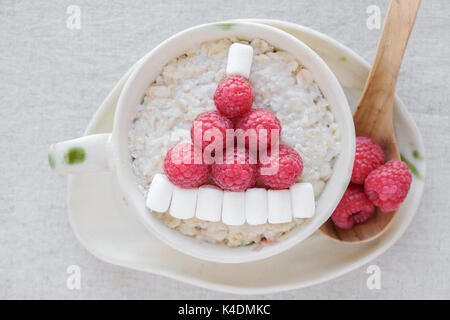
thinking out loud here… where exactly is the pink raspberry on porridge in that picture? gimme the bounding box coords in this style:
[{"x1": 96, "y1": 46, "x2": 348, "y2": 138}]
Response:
[
  {"x1": 190, "y1": 110, "x2": 233, "y2": 151},
  {"x1": 211, "y1": 148, "x2": 258, "y2": 192},
  {"x1": 163, "y1": 143, "x2": 210, "y2": 188},
  {"x1": 258, "y1": 144, "x2": 303, "y2": 189},
  {"x1": 235, "y1": 108, "x2": 281, "y2": 152},
  {"x1": 214, "y1": 75, "x2": 253, "y2": 118}
]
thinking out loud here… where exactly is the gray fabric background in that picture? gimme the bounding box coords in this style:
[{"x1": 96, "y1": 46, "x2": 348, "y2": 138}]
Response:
[{"x1": 1, "y1": 0, "x2": 449, "y2": 299}]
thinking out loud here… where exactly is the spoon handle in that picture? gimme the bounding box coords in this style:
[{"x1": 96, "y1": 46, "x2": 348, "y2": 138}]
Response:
[{"x1": 353, "y1": 0, "x2": 420, "y2": 156}]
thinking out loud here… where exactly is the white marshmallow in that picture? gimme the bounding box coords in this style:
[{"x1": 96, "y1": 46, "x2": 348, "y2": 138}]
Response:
[
  {"x1": 226, "y1": 43, "x2": 254, "y2": 79},
  {"x1": 222, "y1": 191, "x2": 246, "y2": 226},
  {"x1": 245, "y1": 188, "x2": 268, "y2": 225},
  {"x1": 290, "y1": 183, "x2": 315, "y2": 218},
  {"x1": 169, "y1": 186, "x2": 198, "y2": 219},
  {"x1": 195, "y1": 185, "x2": 223, "y2": 222},
  {"x1": 146, "y1": 174, "x2": 174, "y2": 213},
  {"x1": 268, "y1": 190, "x2": 293, "y2": 224}
]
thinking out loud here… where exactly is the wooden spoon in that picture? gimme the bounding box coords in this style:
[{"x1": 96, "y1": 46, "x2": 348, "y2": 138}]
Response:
[{"x1": 320, "y1": 0, "x2": 421, "y2": 243}]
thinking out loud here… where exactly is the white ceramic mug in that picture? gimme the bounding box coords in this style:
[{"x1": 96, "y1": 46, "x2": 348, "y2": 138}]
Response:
[{"x1": 49, "y1": 22, "x2": 355, "y2": 263}]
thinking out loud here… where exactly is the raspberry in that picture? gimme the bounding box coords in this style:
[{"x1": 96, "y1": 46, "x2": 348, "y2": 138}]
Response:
[
  {"x1": 352, "y1": 209, "x2": 375, "y2": 225},
  {"x1": 364, "y1": 160, "x2": 412, "y2": 212},
  {"x1": 211, "y1": 148, "x2": 257, "y2": 191},
  {"x1": 163, "y1": 143, "x2": 210, "y2": 188},
  {"x1": 351, "y1": 136, "x2": 385, "y2": 184},
  {"x1": 190, "y1": 110, "x2": 233, "y2": 151},
  {"x1": 258, "y1": 145, "x2": 303, "y2": 189},
  {"x1": 214, "y1": 75, "x2": 253, "y2": 118},
  {"x1": 331, "y1": 184, "x2": 375, "y2": 229},
  {"x1": 235, "y1": 108, "x2": 281, "y2": 152}
]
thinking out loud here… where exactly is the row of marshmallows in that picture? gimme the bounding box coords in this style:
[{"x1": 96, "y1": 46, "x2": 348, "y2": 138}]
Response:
[{"x1": 147, "y1": 174, "x2": 315, "y2": 225}]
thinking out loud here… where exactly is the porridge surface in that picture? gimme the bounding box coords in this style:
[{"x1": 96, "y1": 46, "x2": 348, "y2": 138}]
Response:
[{"x1": 128, "y1": 38, "x2": 341, "y2": 247}]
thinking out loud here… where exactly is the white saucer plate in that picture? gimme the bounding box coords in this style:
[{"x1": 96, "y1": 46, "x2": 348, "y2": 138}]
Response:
[{"x1": 67, "y1": 19, "x2": 426, "y2": 294}]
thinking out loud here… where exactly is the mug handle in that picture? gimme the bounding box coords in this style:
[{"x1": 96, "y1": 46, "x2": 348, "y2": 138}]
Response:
[{"x1": 48, "y1": 133, "x2": 112, "y2": 174}]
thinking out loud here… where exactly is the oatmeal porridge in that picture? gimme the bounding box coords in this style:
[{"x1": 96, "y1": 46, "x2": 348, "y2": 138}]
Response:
[{"x1": 128, "y1": 38, "x2": 341, "y2": 247}]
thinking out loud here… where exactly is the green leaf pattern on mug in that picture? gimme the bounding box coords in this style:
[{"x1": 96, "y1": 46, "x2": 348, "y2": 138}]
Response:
[
  {"x1": 48, "y1": 151, "x2": 56, "y2": 169},
  {"x1": 400, "y1": 153, "x2": 423, "y2": 180},
  {"x1": 64, "y1": 147, "x2": 86, "y2": 165},
  {"x1": 213, "y1": 23, "x2": 236, "y2": 30}
]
